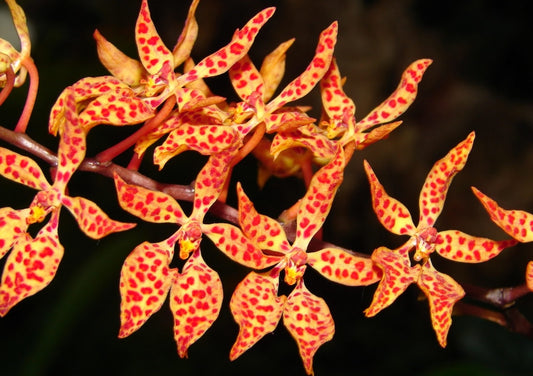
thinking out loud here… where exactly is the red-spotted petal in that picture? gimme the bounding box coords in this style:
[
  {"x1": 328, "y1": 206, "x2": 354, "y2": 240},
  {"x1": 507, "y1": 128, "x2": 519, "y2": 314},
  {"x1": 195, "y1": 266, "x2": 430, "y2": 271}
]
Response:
[
  {"x1": 61, "y1": 195, "x2": 136, "y2": 239},
  {"x1": 118, "y1": 239, "x2": 176, "y2": 338},
  {"x1": 307, "y1": 247, "x2": 382, "y2": 286},
  {"x1": 364, "y1": 246, "x2": 420, "y2": 317},
  {"x1": 283, "y1": 280, "x2": 334, "y2": 375},
  {"x1": 203, "y1": 223, "x2": 281, "y2": 269},
  {"x1": 0, "y1": 212, "x2": 62, "y2": 316},
  {"x1": 170, "y1": 249, "x2": 223, "y2": 358},
  {"x1": 136, "y1": 0, "x2": 173, "y2": 75},
  {"x1": 363, "y1": 159, "x2": 416, "y2": 236},
  {"x1": 178, "y1": 7, "x2": 275, "y2": 85},
  {"x1": 236, "y1": 182, "x2": 290, "y2": 253},
  {"x1": 0, "y1": 207, "x2": 30, "y2": 259},
  {"x1": 154, "y1": 124, "x2": 240, "y2": 166},
  {"x1": 418, "y1": 132, "x2": 475, "y2": 229},
  {"x1": 260, "y1": 38, "x2": 294, "y2": 102},
  {"x1": 229, "y1": 55, "x2": 264, "y2": 101},
  {"x1": 357, "y1": 59, "x2": 432, "y2": 129},
  {"x1": 54, "y1": 88, "x2": 86, "y2": 191},
  {"x1": 174, "y1": 87, "x2": 226, "y2": 113},
  {"x1": 320, "y1": 58, "x2": 355, "y2": 125},
  {"x1": 229, "y1": 271, "x2": 286, "y2": 360},
  {"x1": 114, "y1": 172, "x2": 187, "y2": 224},
  {"x1": 435, "y1": 230, "x2": 517, "y2": 263},
  {"x1": 294, "y1": 147, "x2": 345, "y2": 250},
  {"x1": 267, "y1": 21, "x2": 338, "y2": 113},
  {"x1": 472, "y1": 187, "x2": 533, "y2": 243},
  {"x1": 418, "y1": 260, "x2": 464, "y2": 347},
  {"x1": 190, "y1": 149, "x2": 235, "y2": 221},
  {"x1": 270, "y1": 127, "x2": 337, "y2": 160},
  {"x1": 49, "y1": 76, "x2": 126, "y2": 135},
  {"x1": 263, "y1": 109, "x2": 316, "y2": 134},
  {"x1": 78, "y1": 91, "x2": 154, "y2": 131},
  {"x1": 0, "y1": 147, "x2": 51, "y2": 190},
  {"x1": 353, "y1": 121, "x2": 403, "y2": 150}
]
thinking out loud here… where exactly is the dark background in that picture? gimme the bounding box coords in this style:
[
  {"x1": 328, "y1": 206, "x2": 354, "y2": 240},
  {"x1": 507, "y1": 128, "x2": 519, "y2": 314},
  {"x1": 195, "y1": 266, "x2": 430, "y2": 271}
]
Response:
[{"x1": 0, "y1": 0, "x2": 532, "y2": 375}]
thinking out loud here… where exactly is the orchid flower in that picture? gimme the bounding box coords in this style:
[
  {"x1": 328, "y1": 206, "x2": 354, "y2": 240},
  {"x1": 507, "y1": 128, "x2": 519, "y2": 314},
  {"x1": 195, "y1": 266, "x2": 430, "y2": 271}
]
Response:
[
  {"x1": 269, "y1": 58, "x2": 432, "y2": 162},
  {"x1": 363, "y1": 132, "x2": 517, "y2": 346},
  {"x1": 0, "y1": 89, "x2": 135, "y2": 315},
  {"x1": 210, "y1": 147, "x2": 380, "y2": 375},
  {"x1": 113, "y1": 147, "x2": 270, "y2": 356}
]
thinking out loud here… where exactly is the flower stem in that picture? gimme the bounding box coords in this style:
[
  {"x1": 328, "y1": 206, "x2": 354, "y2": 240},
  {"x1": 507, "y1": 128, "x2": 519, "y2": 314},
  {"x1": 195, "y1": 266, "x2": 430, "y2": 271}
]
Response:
[
  {"x1": 14, "y1": 57, "x2": 39, "y2": 133},
  {"x1": 95, "y1": 95, "x2": 176, "y2": 163},
  {"x1": 0, "y1": 66, "x2": 15, "y2": 106}
]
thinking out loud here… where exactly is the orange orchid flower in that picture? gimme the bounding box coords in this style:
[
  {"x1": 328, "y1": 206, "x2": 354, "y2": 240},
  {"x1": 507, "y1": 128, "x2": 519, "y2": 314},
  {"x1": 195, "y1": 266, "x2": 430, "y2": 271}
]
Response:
[
  {"x1": 0, "y1": 89, "x2": 134, "y2": 315},
  {"x1": 210, "y1": 147, "x2": 380, "y2": 375},
  {"x1": 269, "y1": 58, "x2": 432, "y2": 162},
  {"x1": 363, "y1": 132, "x2": 517, "y2": 346},
  {"x1": 113, "y1": 147, "x2": 273, "y2": 356}
]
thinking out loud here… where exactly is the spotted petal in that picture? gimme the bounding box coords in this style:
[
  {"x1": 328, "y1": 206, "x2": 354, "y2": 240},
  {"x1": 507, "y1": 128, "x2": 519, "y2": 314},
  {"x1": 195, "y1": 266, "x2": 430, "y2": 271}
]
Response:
[
  {"x1": 363, "y1": 159, "x2": 416, "y2": 236},
  {"x1": 114, "y1": 172, "x2": 187, "y2": 224},
  {"x1": 418, "y1": 260, "x2": 464, "y2": 347},
  {"x1": 320, "y1": 58, "x2": 355, "y2": 128},
  {"x1": 0, "y1": 212, "x2": 62, "y2": 316},
  {"x1": 170, "y1": 249, "x2": 223, "y2": 358},
  {"x1": 270, "y1": 127, "x2": 337, "y2": 160},
  {"x1": 357, "y1": 59, "x2": 432, "y2": 129},
  {"x1": 267, "y1": 22, "x2": 338, "y2": 113},
  {"x1": 118, "y1": 239, "x2": 176, "y2": 338},
  {"x1": 435, "y1": 230, "x2": 517, "y2": 263},
  {"x1": 190, "y1": 149, "x2": 235, "y2": 220},
  {"x1": 54, "y1": 88, "x2": 86, "y2": 191},
  {"x1": 307, "y1": 247, "x2": 381, "y2": 286},
  {"x1": 62, "y1": 195, "x2": 136, "y2": 239},
  {"x1": 0, "y1": 207, "x2": 30, "y2": 259},
  {"x1": 78, "y1": 91, "x2": 153, "y2": 131},
  {"x1": 49, "y1": 76, "x2": 127, "y2": 135},
  {"x1": 154, "y1": 124, "x2": 240, "y2": 166},
  {"x1": 178, "y1": 7, "x2": 276, "y2": 86},
  {"x1": 472, "y1": 187, "x2": 533, "y2": 243},
  {"x1": 0, "y1": 147, "x2": 51, "y2": 190},
  {"x1": 236, "y1": 182, "x2": 290, "y2": 253},
  {"x1": 364, "y1": 246, "x2": 420, "y2": 317},
  {"x1": 283, "y1": 280, "x2": 334, "y2": 375},
  {"x1": 353, "y1": 121, "x2": 403, "y2": 150},
  {"x1": 418, "y1": 132, "x2": 475, "y2": 229},
  {"x1": 203, "y1": 223, "x2": 281, "y2": 269},
  {"x1": 293, "y1": 147, "x2": 345, "y2": 250},
  {"x1": 229, "y1": 271, "x2": 286, "y2": 360},
  {"x1": 136, "y1": 0, "x2": 173, "y2": 75},
  {"x1": 229, "y1": 55, "x2": 264, "y2": 101}
]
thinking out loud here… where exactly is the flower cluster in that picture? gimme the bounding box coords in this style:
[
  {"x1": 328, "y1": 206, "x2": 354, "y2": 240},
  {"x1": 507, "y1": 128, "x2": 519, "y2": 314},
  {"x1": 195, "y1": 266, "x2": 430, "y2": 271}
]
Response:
[{"x1": 0, "y1": 0, "x2": 530, "y2": 374}]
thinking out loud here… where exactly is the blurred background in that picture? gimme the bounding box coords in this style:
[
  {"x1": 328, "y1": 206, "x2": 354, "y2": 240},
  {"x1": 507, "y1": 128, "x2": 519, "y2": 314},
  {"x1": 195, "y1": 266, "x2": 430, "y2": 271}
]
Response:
[{"x1": 0, "y1": 0, "x2": 532, "y2": 375}]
